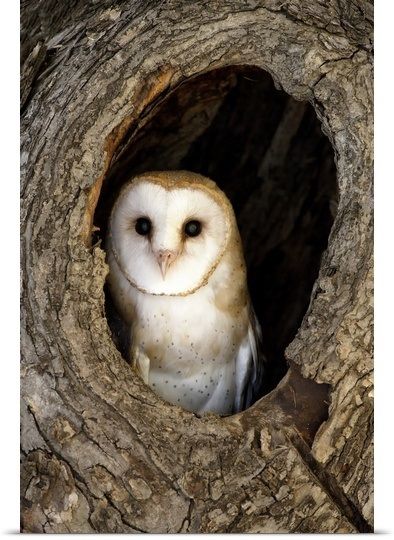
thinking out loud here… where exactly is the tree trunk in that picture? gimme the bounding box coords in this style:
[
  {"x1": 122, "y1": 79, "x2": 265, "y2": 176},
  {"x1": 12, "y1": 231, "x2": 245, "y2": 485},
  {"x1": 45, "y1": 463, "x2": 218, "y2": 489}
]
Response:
[{"x1": 21, "y1": 0, "x2": 373, "y2": 533}]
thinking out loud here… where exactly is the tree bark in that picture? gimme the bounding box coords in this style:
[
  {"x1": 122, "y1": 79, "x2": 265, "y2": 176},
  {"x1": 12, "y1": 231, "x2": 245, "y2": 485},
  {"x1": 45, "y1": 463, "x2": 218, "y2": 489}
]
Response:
[{"x1": 21, "y1": 0, "x2": 373, "y2": 533}]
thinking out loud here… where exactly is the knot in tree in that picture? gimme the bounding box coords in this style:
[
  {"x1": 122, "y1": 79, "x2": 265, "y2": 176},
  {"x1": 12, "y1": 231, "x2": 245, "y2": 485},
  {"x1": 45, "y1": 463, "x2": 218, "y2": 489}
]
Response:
[{"x1": 21, "y1": 0, "x2": 373, "y2": 533}]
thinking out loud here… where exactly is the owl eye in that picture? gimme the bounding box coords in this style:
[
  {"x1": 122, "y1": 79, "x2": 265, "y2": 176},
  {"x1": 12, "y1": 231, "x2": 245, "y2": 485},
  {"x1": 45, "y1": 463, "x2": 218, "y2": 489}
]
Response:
[
  {"x1": 135, "y1": 217, "x2": 152, "y2": 236},
  {"x1": 184, "y1": 220, "x2": 202, "y2": 237}
]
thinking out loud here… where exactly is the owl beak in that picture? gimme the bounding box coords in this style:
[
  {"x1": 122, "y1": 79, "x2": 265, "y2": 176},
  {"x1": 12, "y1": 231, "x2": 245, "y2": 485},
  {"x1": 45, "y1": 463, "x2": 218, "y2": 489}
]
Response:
[{"x1": 156, "y1": 249, "x2": 178, "y2": 279}]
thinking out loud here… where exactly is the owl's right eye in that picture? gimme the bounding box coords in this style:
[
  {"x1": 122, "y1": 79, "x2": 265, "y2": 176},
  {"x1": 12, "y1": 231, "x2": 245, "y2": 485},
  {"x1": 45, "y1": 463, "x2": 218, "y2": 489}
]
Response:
[{"x1": 135, "y1": 217, "x2": 152, "y2": 236}]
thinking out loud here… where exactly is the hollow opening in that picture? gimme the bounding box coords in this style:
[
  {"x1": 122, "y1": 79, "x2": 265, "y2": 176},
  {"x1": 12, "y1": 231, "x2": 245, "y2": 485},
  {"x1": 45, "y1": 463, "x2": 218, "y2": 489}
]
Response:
[{"x1": 94, "y1": 65, "x2": 337, "y2": 411}]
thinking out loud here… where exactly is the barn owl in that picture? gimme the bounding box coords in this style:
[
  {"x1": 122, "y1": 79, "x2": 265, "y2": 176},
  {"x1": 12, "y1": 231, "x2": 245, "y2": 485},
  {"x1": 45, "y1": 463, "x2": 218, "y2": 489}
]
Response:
[{"x1": 106, "y1": 171, "x2": 263, "y2": 415}]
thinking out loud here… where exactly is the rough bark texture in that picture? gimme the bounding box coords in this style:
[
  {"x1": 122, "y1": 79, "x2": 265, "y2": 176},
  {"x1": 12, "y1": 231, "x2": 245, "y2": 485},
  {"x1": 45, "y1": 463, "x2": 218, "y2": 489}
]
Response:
[{"x1": 21, "y1": 0, "x2": 373, "y2": 533}]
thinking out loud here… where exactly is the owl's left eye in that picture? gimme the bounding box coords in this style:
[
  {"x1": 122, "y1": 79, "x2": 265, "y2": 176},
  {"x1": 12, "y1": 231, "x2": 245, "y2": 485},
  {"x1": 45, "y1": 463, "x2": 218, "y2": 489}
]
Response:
[
  {"x1": 135, "y1": 217, "x2": 152, "y2": 236},
  {"x1": 184, "y1": 220, "x2": 202, "y2": 237}
]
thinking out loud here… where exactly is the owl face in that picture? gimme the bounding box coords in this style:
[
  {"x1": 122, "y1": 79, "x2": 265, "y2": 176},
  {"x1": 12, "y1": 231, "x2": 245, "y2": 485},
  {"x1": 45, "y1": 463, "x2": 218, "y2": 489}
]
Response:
[{"x1": 108, "y1": 174, "x2": 232, "y2": 296}]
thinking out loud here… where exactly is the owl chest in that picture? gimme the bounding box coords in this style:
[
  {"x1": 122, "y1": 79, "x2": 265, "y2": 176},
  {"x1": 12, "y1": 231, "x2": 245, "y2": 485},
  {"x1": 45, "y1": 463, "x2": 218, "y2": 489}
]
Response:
[
  {"x1": 130, "y1": 288, "x2": 244, "y2": 414},
  {"x1": 132, "y1": 289, "x2": 237, "y2": 365}
]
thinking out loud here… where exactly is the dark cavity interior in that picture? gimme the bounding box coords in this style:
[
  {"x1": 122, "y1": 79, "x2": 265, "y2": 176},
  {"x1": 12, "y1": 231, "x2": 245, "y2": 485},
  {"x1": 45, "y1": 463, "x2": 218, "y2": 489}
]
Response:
[{"x1": 94, "y1": 65, "x2": 337, "y2": 403}]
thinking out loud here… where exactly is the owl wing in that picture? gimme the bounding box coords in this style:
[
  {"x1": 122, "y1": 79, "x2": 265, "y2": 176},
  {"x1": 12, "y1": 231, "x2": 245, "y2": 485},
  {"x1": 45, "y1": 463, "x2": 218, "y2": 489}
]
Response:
[{"x1": 233, "y1": 306, "x2": 264, "y2": 413}]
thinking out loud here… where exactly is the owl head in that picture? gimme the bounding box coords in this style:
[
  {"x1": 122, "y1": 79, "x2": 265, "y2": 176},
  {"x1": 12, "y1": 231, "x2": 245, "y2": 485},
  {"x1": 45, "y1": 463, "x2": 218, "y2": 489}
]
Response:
[{"x1": 107, "y1": 171, "x2": 238, "y2": 296}]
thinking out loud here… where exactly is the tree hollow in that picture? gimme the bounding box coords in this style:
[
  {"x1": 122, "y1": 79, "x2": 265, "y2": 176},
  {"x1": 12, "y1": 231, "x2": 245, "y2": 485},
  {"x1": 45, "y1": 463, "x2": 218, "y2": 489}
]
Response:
[{"x1": 96, "y1": 65, "x2": 338, "y2": 400}]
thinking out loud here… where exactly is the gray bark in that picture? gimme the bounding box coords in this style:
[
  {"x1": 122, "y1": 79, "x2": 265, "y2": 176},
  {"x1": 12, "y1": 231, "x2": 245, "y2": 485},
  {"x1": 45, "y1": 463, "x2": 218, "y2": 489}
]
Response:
[{"x1": 21, "y1": 0, "x2": 373, "y2": 533}]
